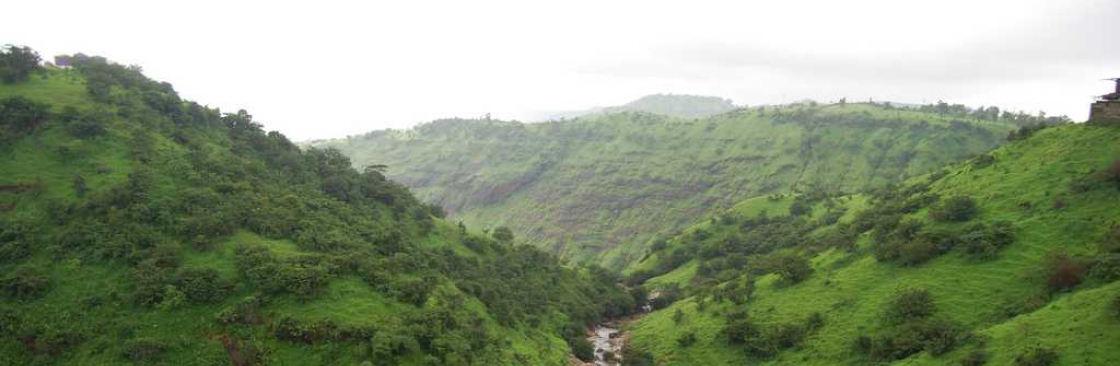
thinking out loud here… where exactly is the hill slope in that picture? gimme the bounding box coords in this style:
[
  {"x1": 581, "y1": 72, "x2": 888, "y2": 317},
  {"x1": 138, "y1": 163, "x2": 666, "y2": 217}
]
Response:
[
  {"x1": 0, "y1": 52, "x2": 635, "y2": 366},
  {"x1": 314, "y1": 103, "x2": 1022, "y2": 267},
  {"x1": 626, "y1": 123, "x2": 1120, "y2": 366}
]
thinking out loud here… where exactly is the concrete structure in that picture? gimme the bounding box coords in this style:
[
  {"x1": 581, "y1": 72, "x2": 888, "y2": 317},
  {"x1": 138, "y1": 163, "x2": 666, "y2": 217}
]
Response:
[
  {"x1": 1089, "y1": 78, "x2": 1120, "y2": 125},
  {"x1": 54, "y1": 55, "x2": 71, "y2": 69}
]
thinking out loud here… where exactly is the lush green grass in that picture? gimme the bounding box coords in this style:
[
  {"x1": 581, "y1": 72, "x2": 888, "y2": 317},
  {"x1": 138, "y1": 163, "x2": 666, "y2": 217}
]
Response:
[
  {"x1": 629, "y1": 124, "x2": 1120, "y2": 366},
  {"x1": 315, "y1": 102, "x2": 1016, "y2": 268},
  {"x1": 1, "y1": 66, "x2": 625, "y2": 366}
]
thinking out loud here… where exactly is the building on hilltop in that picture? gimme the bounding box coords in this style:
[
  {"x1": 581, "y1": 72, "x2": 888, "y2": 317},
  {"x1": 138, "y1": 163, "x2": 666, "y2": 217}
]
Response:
[
  {"x1": 53, "y1": 55, "x2": 72, "y2": 69},
  {"x1": 1089, "y1": 78, "x2": 1120, "y2": 125}
]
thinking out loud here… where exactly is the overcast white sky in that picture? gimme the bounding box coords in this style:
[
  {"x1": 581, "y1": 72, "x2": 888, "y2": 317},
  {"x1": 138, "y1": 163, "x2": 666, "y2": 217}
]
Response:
[{"x1": 5, "y1": 0, "x2": 1119, "y2": 140}]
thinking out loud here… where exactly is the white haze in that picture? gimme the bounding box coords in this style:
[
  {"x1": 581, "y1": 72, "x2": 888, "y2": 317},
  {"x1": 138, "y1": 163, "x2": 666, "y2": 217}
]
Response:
[{"x1": 4, "y1": 0, "x2": 1118, "y2": 140}]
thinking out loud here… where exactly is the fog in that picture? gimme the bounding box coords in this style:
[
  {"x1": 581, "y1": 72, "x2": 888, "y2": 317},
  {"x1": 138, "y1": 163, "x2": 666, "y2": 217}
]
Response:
[{"x1": 5, "y1": 0, "x2": 1118, "y2": 140}]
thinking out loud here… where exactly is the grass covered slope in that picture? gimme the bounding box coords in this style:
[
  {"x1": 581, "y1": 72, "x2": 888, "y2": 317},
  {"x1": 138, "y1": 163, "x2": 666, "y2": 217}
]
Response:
[
  {"x1": 0, "y1": 53, "x2": 636, "y2": 366},
  {"x1": 627, "y1": 124, "x2": 1120, "y2": 366},
  {"x1": 314, "y1": 102, "x2": 1025, "y2": 267}
]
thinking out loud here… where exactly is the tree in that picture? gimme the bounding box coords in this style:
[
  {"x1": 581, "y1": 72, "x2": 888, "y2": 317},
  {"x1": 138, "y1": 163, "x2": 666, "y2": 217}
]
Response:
[
  {"x1": 491, "y1": 226, "x2": 514, "y2": 243},
  {"x1": 1103, "y1": 159, "x2": 1120, "y2": 190},
  {"x1": 929, "y1": 196, "x2": 977, "y2": 222},
  {"x1": 73, "y1": 175, "x2": 88, "y2": 198},
  {"x1": 772, "y1": 253, "x2": 812, "y2": 284},
  {"x1": 0, "y1": 96, "x2": 50, "y2": 134},
  {"x1": 0, "y1": 45, "x2": 41, "y2": 83},
  {"x1": 887, "y1": 288, "x2": 936, "y2": 323},
  {"x1": 569, "y1": 336, "x2": 594, "y2": 362},
  {"x1": 1044, "y1": 252, "x2": 1086, "y2": 293}
]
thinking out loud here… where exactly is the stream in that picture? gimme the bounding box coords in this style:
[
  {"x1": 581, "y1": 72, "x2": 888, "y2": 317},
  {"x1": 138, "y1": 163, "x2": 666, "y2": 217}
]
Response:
[
  {"x1": 582, "y1": 290, "x2": 659, "y2": 366},
  {"x1": 589, "y1": 323, "x2": 624, "y2": 366}
]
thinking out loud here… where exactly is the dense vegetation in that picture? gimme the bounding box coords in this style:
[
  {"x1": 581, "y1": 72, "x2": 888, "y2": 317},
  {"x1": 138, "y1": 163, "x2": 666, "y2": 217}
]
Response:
[
  {"x1": 0, "y1": 48, "x2": 635, "y2": 366},
  {"x1": 313, "y1": 97, "x2": 1033, "y2": 267},
  {"x1": 624, "y1": 122, "x2": 1120, "y2": 365}
]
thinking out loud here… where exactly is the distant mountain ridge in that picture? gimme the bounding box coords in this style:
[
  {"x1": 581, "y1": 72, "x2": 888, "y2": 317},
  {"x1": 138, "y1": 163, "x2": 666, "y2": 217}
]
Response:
[{"x1": 540, "y1": 93, "x2": 738, "y2": 120}]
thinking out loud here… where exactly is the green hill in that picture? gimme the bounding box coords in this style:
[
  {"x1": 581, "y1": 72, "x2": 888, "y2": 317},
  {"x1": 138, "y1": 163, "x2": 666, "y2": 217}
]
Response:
[
  {"x1": 314, "y1": 102, "x2": 1026, "y2": 267},
  {"x1": 0, "y1": 50, "x2": 636, "y2": 366},
  {"x1": 625, "y1": 123, "x2": 1120, "y2": 366}
]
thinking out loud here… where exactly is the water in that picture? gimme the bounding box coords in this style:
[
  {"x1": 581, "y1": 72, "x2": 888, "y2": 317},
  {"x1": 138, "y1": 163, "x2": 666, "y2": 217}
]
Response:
[
  {"x1": 583, "y1": 289, "x2": 659, "y2": 365},
  {"x1": 590, "y1": 324, "x2": 622, "y2": 366}
]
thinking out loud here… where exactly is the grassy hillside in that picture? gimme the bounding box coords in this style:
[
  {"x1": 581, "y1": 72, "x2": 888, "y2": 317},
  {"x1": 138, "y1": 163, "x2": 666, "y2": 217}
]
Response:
[
  {"x1": 314, "y1": 102, "x2": 1026, "y2": 267},
  {"x1": 0, "y1": 52, "x2": 636, "y2": 366},
  {"x1": 626, "y1": 124, "x2": 1120, "y2": 366}
]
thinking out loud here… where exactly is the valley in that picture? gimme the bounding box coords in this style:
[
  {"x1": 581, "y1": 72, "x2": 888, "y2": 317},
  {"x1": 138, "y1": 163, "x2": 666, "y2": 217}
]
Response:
[{"x1": 2, "y1": 43, "x2": 1118, "y2": 366}]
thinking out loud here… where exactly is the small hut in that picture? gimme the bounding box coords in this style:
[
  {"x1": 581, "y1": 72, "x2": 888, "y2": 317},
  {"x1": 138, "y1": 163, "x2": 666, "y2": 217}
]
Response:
[
  {"x1": 54, "y1": 55, "x2": 72, "y2": 69},
  {"x1": 1089, "y1": 78, "x2": 1120, "y2": 125}
]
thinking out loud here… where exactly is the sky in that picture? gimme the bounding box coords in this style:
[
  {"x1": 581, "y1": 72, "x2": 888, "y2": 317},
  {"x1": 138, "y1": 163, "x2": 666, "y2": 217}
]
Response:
[{"x1": 5, "y1": 0, "x2": 1119, "y2": 140}]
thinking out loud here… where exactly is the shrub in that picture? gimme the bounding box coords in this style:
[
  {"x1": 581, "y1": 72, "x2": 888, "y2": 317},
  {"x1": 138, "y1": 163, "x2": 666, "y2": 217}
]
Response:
[
  {"x1": 899, "y1": 239, "x2": 939, "y2": 266},
  {"x1": 491, "y1": 226, "x2": 514, "y2": 243},
  {"x1": 960, "y1": 221, "x2": 1015, "y2": 260},
  {"x1": 919, "y1": 319, "x2": 960, "y2": 356},
  {"x1": 216, "y1": 296, "x2": 265, "y2": 326},
  {"x1": 677, "y1": 331, "x2": 698, "y2": 347},
  {"x1": 805, "y1": 312, "x2": 825, "y2": 331},
  {"x1": 771, "y1": 253, "x2": 812, "y2": 284},
  {"x1": 961, "y1": 348, "x2": 989, "y2": 366},
  {"x1": 0, "y1": 264, "x2": 51, "y2": 300},
  {"x1": 0, "y1": 45, "x2": 41, "y2": 83},
  {"x1": 722, "y1": 314, "x2": 761, "y2": 345},
  {"x1": 0, "y1": 96, "x2": 50, "y2": 135},
  {"x1": 929, "y1": 196, "x2": 978, "y2": 222},
  {"x1": 867, "y1": 326, "x2": 923, "y2": 360},
  {"x1": 569, "y1": 336, "x2": 594, "y2": 362},
  {"x1": 1090, "y1": 254, "x2": 1120, "y2": 281},
  {"x1": 1111, "y1": 294, "x2": 1120, "y2": 320},
  {"x1": 887, "y1": 288, "x2": 936, "y2": 323},
  {"x1": 173, "y1": 267, "x2": 233, "y2": 303},
  {"x1": 122, "y1": 338, "x2": 169, "y2": 363},
  {"x1": 1102, "y1": 160, "x2": 1120, "y2": 190},
  {"x1": 1014, "y1": 347, "x2": 1058, "y2": 366},
  {"x1": 768, "y1": 323, "x2": 806, "y2": 349},
  {"x1": 620, "y1": 345, "x2": 654, "y2": 366},
  {"x1": 1043, "y1": 252, "x2": 1087, "y2": 293}
]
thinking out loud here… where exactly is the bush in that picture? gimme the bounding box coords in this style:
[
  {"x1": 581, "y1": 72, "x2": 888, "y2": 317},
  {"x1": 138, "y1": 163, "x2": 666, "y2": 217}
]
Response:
[
  {"x1": 961, "y1": 348, "x2": 989, "y2": 366},
  {"x1": 771, "y1": 253, "x2": 812, "y2": 284},
  {"x1": 1111, "y1": 294, "x2": 1120, "y2": 321},
  {"x1": 960, "y1": 221, "x2": 1015, "y2": 260},
  {"x1": 0, "y1": 264, "x2": 51, "y2": 300},
  {"x1": 0, "y1": 45, "x2": 41, "y2": 83},
  {"x1": 887, "y1": 288, "x2": 936, "y2": 323},
  {"x1": 491, "y1": 226, "x2": 514, "y2": 243},
  {"x1": 620, "y1": 345, "x2": 655, "y2": 366},
  {"x1": 0, "y1": 96, "x2": 51, "y2": 136},
  {"x1": 805, "y1": 312, "x2": 825, "y2": 331},
  {"x1": 929, "y1": 196, "x2": 978, "y2": 222},
  {"x1": 1102, "y1": 160, "x2": 1120, "y2": 190},
  {"x1": 61, "y1": 106, "x2": 110, "y2": 139},
  {"x1": 919, "y1": 319, "x2": 960, "y2": 356},
  {"x1": 122, "y1": 338, "x2": 170, "y2": 363},
  {"x1": 173, "y1": 267, "x2": 233, "y2": 303},
  {"x1": 1043, "y1": 252, "x2": 1087, "y2": 293},
  {"x1": 677, "y1": 331, "x2": 698, "y2": 347},
  {"x1": 1014, "y1": 347, "x2": 1058, "y2": 366},
  {"x1": 867, "y1": 326, "x2": 924, "y2": 360},
  {"x1": 768, "y1": 323, "x2": 807, "y2": 349},
  {"x1": 569, "y1": 336, "x2": 594, "y2": 362},
  {"x1": 899, "y1": 239, "x2": 939, "y2": 266}
]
